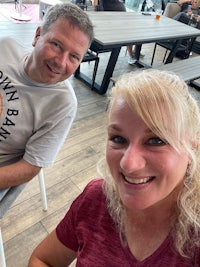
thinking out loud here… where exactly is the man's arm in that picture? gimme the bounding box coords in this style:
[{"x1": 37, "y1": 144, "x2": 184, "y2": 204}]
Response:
[
  {"x1": 0, "y1": 159, "x2": 41, "y2": 188},
  {"x1": 177, "y1": 0, "x2": 191, "y2": 6},
  {"x1": 28, "y1": 229, "x2": 77, "y2": 267}
]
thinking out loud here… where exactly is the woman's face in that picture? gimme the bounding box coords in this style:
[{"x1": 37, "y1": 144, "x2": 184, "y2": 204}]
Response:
[{"x1": 106, "y1": 97, "x2": 190, "y2": 211}]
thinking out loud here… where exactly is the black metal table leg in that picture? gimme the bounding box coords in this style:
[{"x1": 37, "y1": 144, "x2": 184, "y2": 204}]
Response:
[{"x1": 75, "y1": 47, "x2": 121, "y2": 95}]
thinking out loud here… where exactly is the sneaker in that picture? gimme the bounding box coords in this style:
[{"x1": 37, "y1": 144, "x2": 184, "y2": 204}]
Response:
[{"x1": 128, "y1": 57, "x2": 137, "y2": 65}]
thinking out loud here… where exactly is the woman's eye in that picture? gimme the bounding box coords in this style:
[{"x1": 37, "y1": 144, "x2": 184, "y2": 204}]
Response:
[
  {"x1": 148, "y1": 137, "x2": 166, "y2": 146},
  {"x1": 110, "y1": 135, "x2": 126, "y2": 144}
]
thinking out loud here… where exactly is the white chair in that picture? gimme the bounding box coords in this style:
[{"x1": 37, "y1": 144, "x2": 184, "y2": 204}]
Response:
[
  {"x1": 163, "y1": 2, "x2": 181, "y2": 18},
  {"x1": 0, "y1": 169, "x2": 48, "y2": 267}
]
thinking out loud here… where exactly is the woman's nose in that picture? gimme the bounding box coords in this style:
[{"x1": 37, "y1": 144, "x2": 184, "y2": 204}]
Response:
[{"x1": 120, "y1": 144, "x2": 146, "y2": 173}]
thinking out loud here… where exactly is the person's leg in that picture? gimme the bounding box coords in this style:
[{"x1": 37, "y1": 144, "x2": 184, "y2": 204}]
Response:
[
  {"x1": 127, "y1": 45, "x2": 137, "y2": 65},
  {"x1": 127, "y1": 45, "x2": 145, "y2": 65},
  {"x1": 127, "y1": 45, "x2": 133, "y2": 57}
]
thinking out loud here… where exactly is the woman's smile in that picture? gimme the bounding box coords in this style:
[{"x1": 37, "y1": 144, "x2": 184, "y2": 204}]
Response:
[{"x1": 123, "y1": 175, "x2": 155, "y2": 185}]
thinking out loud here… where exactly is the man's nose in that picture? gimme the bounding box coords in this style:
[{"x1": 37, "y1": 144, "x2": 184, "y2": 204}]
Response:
[{"x1": 55, "y1": 52, "x2": 69, "y2": 68}]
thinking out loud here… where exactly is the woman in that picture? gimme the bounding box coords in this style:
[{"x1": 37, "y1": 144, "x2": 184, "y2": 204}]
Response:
[{"x1": 28, "y1": 70, "x2": 200, "y2": 266}]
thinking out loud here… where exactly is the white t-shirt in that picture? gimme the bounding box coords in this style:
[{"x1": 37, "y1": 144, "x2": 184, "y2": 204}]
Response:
[{"x1": 0, "y1": 36, "x2": 77, "y2": 168}]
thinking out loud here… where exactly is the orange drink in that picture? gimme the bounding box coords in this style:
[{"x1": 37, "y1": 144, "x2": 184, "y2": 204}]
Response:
[{"x1": 156, "y1": 13, "x2": 161, "y2": 19}]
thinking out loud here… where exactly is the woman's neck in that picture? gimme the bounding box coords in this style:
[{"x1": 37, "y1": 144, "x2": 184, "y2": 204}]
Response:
[{"x1": 123, "y1": 199, "x2": 178, "y2": 261}]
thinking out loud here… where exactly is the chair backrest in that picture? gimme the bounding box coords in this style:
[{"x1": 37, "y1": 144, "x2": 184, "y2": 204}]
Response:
[{"x1": 163, "y1": 2, "x2": 181, "y2": 17}]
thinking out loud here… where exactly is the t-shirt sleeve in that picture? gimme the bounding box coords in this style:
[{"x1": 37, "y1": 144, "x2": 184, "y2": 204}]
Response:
[
  {"x1": 23, "y1": 82, "x2": 77, "y2": 167},
  {"x1": 23, "y1": 110, "x2": 75, "y2": 167},
  {"x1": 56, "y1": 198, "x2": 79, "y2": 251},
  {"x1": 56, "y1": 179, "x2": 104, "y2": 251}
]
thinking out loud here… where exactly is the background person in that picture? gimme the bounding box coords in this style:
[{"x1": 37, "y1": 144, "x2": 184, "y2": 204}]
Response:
[
  {"x1": 28, "y1": 69, "x2": 200, "y2": 266},
  {"x1": 0, "y1": 3, "x2": 93, "y2": 195},
  {"x1": 99, "y1": 0, "x2": 144, "y2": 65},
  {"x1": 173, "y1": 0, "x2": 200, "y2": 20}
]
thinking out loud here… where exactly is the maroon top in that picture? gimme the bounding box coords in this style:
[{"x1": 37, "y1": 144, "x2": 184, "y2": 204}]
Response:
[{"x1": 56, "y1": 179, "x2": 200, "y2": 266}]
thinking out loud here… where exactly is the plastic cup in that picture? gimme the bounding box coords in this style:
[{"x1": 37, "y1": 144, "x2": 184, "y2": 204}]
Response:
[
  {"x1": 155, "y1": 9, "x2": 162, "y2": 20},
  {"x1": 156, "y1": 13, "x2": 161, "y2": 19}
]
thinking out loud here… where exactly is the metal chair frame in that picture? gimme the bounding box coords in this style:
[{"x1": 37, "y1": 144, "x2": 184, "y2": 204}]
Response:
[
  {"x1": 151, "y1": 13, "x2": 196, "y2": 66},
  {"x1": 74, "y1": 49, "x2": 100, "y2": 90}
]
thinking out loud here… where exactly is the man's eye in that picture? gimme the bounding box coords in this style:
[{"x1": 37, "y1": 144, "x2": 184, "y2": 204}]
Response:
[
  {"x1": 71, "y1": 54, "x2": 80, "y2": 62},
  {"x1": 110, "y1": 136, "x2": 126, "y2": 144},
  {"x1": 148, "y1": 137, "x2": 166, "y2": 146},
  {"x1": 51, "y1": 42, "x2": 61, "y2": 49}
]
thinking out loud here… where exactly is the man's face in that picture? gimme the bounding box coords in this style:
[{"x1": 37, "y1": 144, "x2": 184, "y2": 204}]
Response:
[
  {"x1": 25, "y1": 18, "x2": 90, "y2": 84},
  {"x1": 191, "y1": 0, "x2": 199, "y2": 9}
]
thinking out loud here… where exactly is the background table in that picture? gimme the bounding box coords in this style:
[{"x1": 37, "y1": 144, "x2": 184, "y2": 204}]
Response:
[{"x1": 75, "y1": 11, "x2": 200, "y2": 95}]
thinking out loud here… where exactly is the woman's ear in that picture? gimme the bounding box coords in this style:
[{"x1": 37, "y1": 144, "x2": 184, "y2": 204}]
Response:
[{"x1": 32, "y1": 27, "x2": 41, "y2": 47}]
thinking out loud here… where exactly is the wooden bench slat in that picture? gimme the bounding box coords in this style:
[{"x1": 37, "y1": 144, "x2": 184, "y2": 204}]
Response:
[
  {"x1": 110, "y1": 56, "x2": 200, "y2": 85},
  {"x1": 153, "y1": 56, "x2": 200, "y2": 82}
]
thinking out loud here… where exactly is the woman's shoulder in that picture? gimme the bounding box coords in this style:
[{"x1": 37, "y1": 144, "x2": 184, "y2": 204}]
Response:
[
  {"x1": 85, "y1": 178, "x2": 104, "y2": 187},
  {"x1": 69, "y1": 178, "x2": 107, "y2": 220},
  {"x1": 81, "y1": 178, "x2": 105, "y2": 198},
  {"x1": 74, "y1": 178, "x2": 105, "y2": 206}
]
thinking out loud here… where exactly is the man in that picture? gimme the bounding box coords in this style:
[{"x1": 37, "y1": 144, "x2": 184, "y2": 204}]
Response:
[
  {"x1": 0, "y1": 3, "x2": 93, "y2": 192},
  {"x1": 173, "y1": 0, "x2": 200, "y2": 20}
]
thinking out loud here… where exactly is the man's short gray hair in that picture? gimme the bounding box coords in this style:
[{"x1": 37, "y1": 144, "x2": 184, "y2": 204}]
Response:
[{"x1": 41, "y1": 3, "x2": 94, "y2": 45}]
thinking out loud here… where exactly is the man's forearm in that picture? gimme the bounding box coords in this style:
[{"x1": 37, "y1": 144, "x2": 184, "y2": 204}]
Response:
[
  {"x1": 177, "y1": 0, "x2": 191, "y2": 5},
  {"x1": 0, "y1": 159, "x2": 41, "y2": 188}
]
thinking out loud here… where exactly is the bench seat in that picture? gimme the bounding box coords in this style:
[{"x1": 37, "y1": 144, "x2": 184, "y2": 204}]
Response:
[
  {"x1": 152, "y1": 56, "x2": 200, "y2": 83},
  {"x1": 110, "y1": 56, "x2": 200, "y2": 86}
]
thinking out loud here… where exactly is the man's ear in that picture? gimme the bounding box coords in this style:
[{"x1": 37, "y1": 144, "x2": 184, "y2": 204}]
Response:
[{"x1": 32, "y1": 27, "x2": 41, "y2": 47}]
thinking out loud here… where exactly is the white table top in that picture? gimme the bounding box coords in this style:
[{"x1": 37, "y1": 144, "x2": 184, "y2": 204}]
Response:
[{"x1": 88, "y1": 11, "x2": 200, "y2": 47}]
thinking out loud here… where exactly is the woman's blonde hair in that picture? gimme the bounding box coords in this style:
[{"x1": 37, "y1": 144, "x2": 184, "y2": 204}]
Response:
[{"x1": 102, "y1": 69, "x2": 200, "y2": 258}]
